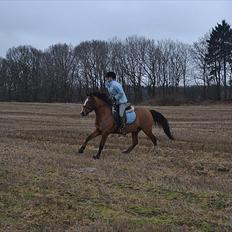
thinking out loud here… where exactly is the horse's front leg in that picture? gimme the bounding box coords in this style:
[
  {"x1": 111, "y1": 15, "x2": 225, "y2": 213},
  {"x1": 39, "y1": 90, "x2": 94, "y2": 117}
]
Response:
[
  {"x1": 79, "y1": 129, "x2": 100, "y2": 153},
  {"x1": 93, "y1": 133, "x2": 109, "y2": 159}
]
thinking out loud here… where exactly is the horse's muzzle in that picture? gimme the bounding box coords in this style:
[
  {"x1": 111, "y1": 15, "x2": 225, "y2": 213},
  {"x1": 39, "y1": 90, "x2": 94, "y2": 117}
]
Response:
[
  {"x1": 80, "y1": 111, "x2": 89, "y2": 116},
  {"x1": 80, "y1": 111, "x2": 86, "y2": 116}
]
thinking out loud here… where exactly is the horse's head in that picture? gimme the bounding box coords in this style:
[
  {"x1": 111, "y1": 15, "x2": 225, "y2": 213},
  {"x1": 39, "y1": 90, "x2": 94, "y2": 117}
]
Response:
[
  {"x1": 80, "y1": 92, "x2": 112, "y2": 116},
  {"x1": 80, "y1": 96, "x2": 95, "y2": 116}
]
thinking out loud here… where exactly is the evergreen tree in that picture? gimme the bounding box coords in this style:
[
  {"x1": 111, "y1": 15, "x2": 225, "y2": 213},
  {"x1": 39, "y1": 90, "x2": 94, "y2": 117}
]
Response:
[{"x1": 205, "y1": 20, "x2": 232, "y2": 100}]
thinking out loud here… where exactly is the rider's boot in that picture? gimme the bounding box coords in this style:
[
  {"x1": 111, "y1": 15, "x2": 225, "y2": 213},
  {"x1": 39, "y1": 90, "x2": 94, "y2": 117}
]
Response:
[{"x1": 120, "y1": 116, "x2": 127, "y2": 135}]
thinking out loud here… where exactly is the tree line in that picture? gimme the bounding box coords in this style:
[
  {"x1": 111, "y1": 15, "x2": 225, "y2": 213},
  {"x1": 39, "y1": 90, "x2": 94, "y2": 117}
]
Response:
[{"x1": 0, "y1": 20, "x2": 232, "y2": 104}]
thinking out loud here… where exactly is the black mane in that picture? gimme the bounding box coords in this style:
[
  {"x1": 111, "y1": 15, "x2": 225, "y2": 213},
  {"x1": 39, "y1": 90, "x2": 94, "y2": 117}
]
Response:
[{"x1": 88, "y1": 92, "x2": 112, "y2": 106}]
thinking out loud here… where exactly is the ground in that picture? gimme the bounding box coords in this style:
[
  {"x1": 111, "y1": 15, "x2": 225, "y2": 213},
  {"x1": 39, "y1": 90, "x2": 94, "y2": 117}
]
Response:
[{"x1": 0, "y1": 102, "x2": 232, "y2": 232}]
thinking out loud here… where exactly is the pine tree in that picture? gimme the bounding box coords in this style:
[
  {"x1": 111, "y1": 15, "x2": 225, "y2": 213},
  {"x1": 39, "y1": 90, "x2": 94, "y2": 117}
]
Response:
[{"x1": 205, "y1": 20, "x2": 232, "y2": 100}]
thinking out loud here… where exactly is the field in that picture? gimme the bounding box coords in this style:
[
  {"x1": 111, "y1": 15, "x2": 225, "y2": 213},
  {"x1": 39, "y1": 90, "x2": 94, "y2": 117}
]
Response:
[{"x1": 0, "y1": 102, "x2": 232, "y2": 232}]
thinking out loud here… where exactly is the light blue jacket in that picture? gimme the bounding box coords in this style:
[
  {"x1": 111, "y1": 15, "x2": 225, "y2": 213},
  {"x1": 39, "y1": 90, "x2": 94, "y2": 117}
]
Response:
[{"x1": 105, "y1": 80, "x2": 128, "y2": 104}]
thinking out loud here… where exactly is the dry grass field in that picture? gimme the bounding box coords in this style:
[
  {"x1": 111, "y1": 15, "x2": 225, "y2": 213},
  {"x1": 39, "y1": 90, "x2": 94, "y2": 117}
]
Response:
[{"x1": 0, "y1": 102, "x2": 232, "y2": 232}]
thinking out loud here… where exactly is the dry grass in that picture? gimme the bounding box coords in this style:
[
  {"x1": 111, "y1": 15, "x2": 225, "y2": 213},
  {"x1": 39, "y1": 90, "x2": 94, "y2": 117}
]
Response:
[{"x1": 0, "y1": 102, "x2": 232, "y2": 232}]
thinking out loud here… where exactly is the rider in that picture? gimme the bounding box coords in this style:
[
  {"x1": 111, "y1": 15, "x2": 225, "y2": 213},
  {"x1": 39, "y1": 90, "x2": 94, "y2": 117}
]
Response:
[{"x1": 105, "y1": 71, "x2": 128, "y2": 135}]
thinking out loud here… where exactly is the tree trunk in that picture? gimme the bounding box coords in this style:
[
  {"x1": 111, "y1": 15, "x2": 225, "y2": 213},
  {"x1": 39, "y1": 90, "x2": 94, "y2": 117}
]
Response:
[{"x1": 223, "y1": 56, "x2": 227, "y2": 99}]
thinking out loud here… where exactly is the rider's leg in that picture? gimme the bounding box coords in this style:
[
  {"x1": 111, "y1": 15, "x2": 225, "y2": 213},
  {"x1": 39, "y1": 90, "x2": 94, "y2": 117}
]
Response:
[{"x1": 119, "y1": 103, "x2": 127, "y2": 135}]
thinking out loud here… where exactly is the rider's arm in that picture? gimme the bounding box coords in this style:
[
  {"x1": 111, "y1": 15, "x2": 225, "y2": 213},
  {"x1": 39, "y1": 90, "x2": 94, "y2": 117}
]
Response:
[{"x1": 114, "y1": 85, "x2": 123, "y2": 101}]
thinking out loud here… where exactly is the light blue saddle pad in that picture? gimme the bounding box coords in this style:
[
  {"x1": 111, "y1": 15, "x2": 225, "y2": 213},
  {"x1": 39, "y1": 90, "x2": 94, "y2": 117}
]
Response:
[{"x1": 126, "y1": 111, "x2": 136, "y2": 124}]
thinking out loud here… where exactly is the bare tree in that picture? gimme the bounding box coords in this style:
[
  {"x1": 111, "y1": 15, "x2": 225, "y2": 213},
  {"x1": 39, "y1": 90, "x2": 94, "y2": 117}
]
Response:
[
  {"x1": 42, "y1": 43, "x2": 75, "y2": 102},
  {"x1": 123, "y1": 36, "x2": 147, "y2": 102},
  {"x1": 0, "y1": 58, "x2": 8, "y2": 100},
  {"x1": 5, "y1": 46, "x2": 42, "y2": 101},
  {"x1": 74, "y1": 40, "x2": 109, "y2": 94},
  {"x1": 191, "y1": 34, "x2": 210, "y2": 99},
  {"x1": 108, "y1": 38, "x2": 127, "y2": 86}
]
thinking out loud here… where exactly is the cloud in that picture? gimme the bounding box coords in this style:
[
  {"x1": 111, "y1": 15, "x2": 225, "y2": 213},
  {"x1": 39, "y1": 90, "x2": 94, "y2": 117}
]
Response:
[{"x1": 0, "y1": 0, "x2": 231, "y2": 57}]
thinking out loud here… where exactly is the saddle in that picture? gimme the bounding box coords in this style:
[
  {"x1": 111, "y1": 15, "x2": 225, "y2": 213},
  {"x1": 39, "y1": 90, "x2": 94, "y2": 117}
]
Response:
[
  {"x1": 112, "y1": 102, "x2": 135, "y2": 127},
  {"x1": 125, "y1": 104, "x2": 135, "y2": 113}
]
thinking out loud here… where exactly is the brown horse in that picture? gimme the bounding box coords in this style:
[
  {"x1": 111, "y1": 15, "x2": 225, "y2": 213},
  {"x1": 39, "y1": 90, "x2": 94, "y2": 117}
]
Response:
[{"x1": 79, "y1": 92, "x2": 174, "y2": 159}]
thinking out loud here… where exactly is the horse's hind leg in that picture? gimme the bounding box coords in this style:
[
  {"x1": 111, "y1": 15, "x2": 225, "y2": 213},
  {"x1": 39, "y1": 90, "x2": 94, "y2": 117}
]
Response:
[
  {"x1": 142, "y1": 128, "x2": 157, "y2": 146},
  {"x1": 122, "y1": 131, "x2": 139, "y2": 154}
]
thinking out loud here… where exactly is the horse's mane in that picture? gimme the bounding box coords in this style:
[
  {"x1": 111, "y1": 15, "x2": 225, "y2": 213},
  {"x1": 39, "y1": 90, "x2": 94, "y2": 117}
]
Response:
[{"x1": 88, "y1": 92, "x2": 112, "y2": 106}]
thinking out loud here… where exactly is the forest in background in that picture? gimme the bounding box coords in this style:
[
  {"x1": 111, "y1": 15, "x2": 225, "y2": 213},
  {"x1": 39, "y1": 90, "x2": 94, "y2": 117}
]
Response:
[{"x1": 0, "y1": 20, "x2": 232, "y2": 105}]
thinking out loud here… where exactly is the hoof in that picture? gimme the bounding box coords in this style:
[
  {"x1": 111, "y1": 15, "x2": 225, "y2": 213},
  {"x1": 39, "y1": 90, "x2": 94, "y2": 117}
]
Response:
[
  {"x1": 93, "y1": 155, "x2": 100, "y2": 160},
  {"x1": 78, "y1": 147, "x2": 85, "y2": 153}
]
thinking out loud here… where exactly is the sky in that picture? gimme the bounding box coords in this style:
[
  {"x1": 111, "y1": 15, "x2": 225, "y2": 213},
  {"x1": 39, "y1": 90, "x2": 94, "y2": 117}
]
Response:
[{"x1": 0, "y1": 0, "x2": 231, "y2": 57}]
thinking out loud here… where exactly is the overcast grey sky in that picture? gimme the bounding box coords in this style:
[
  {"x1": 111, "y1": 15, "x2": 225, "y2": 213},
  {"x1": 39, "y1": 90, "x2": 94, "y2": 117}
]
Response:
[{"x1": 0, "y1": 0, "x2": 231, "y2": 57}]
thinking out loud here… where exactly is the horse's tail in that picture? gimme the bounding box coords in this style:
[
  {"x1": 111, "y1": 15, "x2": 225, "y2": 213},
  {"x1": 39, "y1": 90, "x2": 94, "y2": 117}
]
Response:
[{"x1": 150, "y1": 110, "x2": 174, "y2": 140}]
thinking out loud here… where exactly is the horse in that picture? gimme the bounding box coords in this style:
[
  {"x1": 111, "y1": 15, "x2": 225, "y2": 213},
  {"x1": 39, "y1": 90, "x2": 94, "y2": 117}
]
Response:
[{"x1": 79, "y1": 92, "x2": 174, "y2": 159}]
